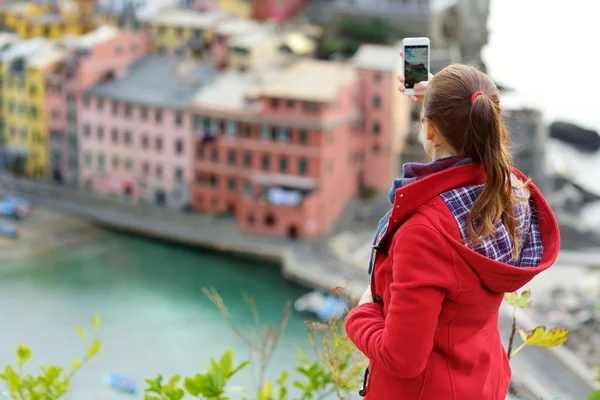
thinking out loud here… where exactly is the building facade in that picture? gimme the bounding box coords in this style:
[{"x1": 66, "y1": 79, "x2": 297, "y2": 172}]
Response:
[
  {"x1": 0, "y1": 38, "x2": 66, "y2": 177},
  {"x1": 79, "y1": 54, "x2": 218, "y2": 207},
  {"x1": 148, "y1": 8, "x2": 229, "y2": 56},
  {"x1": 192, "y1": 59, "x2": 366, "y2": 238},
  {"x1": 45, "y1": 26, "x2": 149, "y2": 185}
]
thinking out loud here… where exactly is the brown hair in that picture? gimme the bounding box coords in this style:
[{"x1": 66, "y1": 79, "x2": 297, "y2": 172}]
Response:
[{"x1": 423, "y1": 64, "x2": 526, "y2": 257}]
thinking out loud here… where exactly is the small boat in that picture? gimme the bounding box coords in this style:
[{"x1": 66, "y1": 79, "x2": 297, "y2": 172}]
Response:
[
  {"x1": 0, "y1": 222, "x2": 18, "y2": 239},
  {"x1": 0, "y1": 196, "x2": 33, "y2": 219},
  {"x1": 294, "y1": 290, "x2": 349, "y2": 320},
  {"x1": 104, "y1": 373, "x2": 137, "y2": 394}
]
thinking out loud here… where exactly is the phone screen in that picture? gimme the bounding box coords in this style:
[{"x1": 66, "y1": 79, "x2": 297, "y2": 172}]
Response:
[{"x1": 404, "y1": 45, "x2": 429, "y2": 89}]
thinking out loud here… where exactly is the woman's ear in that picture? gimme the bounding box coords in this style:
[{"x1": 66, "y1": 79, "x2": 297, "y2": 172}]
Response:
[{"x1": 424, "y1": 121, "x2": 436, "y2": 141}]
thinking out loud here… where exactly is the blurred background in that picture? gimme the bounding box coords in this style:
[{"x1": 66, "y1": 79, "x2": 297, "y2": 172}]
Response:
[{"x1": 0, "y1": 0, "x2": 598, "y2": 398}]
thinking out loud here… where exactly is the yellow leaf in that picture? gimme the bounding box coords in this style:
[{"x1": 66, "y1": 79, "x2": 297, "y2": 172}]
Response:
[
  {"x1": 71, "y1": 358, "x2": 80, "y2": 369},
  {"x1": 504, "y1": 290, "x2": 532, "y2": 308},
  {"x1": 87, "y1": 339, "x2": 101, "y2": 358},
  {"x1": 92, "y1": 314, "x2": 100, "y2": 329},
  {"x1": 524, "y1": 326, "x2": 569, "y2": 347},
  {"x1": 16, "y1": 344, "x2": 32, "y2": 366},
  {"x1": 76, "y1": 326, "x2": 86, "y2": 339},
  {"x1": 258, "y1": 380, "x2": 272, "y2": 400}
]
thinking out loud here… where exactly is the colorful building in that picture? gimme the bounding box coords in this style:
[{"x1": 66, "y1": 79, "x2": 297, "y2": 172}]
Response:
[
  {"x1": 191, "y1": 58, "x2": 365, "y2": 238},
  {"x1": 227, "y1": 29, "x2": 281, "y2": 71},
  {"x1": 251, "y1": 0, "x2": 308, "y2": 23},
  {"x1": 0, "y1": 32, "x2": 20, "y2": 170},
  {"x1": 0, "y1": 1, "x2": 95, "y2": 40},
  {"x1": 210, "y1": 17, "x2": 263, "y2": 69},
  {"x1": 79, "y1": 54, "x2": 219, "y2": 207},
  {"x1": 45, "y1": 26, "x2": 149, "y2": 184},
  {"x1": 96, "y1": 0, "x2": 180, "y2": 28},
  {"x1": 148, "y1": 8, "x2": 229, "y2": 56},
  {"x1": 352, "y1": 44, "x2": 412, "y2": 191},
  {"x1": 0, "y1": 38, "x2": 66, "y2": 177}
]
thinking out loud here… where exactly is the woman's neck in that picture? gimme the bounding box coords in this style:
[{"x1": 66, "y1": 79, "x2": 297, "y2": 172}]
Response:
[{"x1": 431, "y1": 147, "x2": 459, "y2": 161}]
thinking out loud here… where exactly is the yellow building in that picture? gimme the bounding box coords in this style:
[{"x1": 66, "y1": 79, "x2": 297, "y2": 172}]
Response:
[
  {"x1": 217, "y1": 0, "x2": 252, "y2": 19},
  {"x1": 148, "y1": 8, "x2": 229, "y2": 55},
  {"x1": 228, "y1": 30, "x2": 281, "y2": 71},
  {"x1": 0, "y1": 0, "x2": 95, "y2": 40},
  {"x1": 0, "y1": 38, "x2": 66, "y2": 177}
]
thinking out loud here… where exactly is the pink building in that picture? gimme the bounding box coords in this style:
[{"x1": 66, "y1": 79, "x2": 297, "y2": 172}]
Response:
[
  {"x1": 191, "y1": 59, "x2": 365, "y2": 238},
  {"x1": 45, "y1": 26, "x2": 149, "y2": 185},
  {"x1": 78, "y1": 54, "x2": 219, "y2": 208},
  {"x1": 251, "y1": 0, "x2": 309, "y2": 23},
  {"x1": 352, "y1": 44, "x2": 413, "y2": 191}
]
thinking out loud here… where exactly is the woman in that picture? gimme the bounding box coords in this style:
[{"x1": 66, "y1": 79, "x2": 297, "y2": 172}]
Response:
[{"x1": 344, "y1": 61, "x2": 560, "y2": 399}]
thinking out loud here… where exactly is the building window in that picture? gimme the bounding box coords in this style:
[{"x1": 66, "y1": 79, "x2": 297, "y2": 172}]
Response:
[
  {"x1": 112, "y1": 101, "x2": 119, "y2": 115},
  {"x1": 83, "y1": 124, "x2": 91, "y2": 137},
  {"x1": 175, "y1": 139, "x2": 184, "y2": 154},
  {"x1": 287, "y1": 100, "x2": 295, "y2": 109},
  {"x1": 265, "y1": 213, "x2": 275, "y2": 227},
  {"x1": 227, "y1": 177, "x2": 236, "y2": 192},
  {"x1": 51, "y1": 109, "x2": 60, "y2": 120},
  {"x1": 279, "y1": 156, "x2": 287, "y2": 173},
  {"x1": 372, "y1": 122, "x2": 381, "y2": 135},
  {"x1": 261, "y1": 154, "x2": 270, "y2": 171},
  {"x1": 29, "y1": 85, "x2": 37, "y2": 96},
  {"x1": 97, "y1": 98, "x2": 104, "y2": 110},
  {"x1": 125, "y1": 131, "x2": 132, "y2": 146},
  {"x1": 304, "y1": 102, "x2": 318, "y2": 112},
  {"x1": 243, "y1": 124, "x2": 252, "y2": 138},
  {"x1": 19, "y1": 103, "x2": 26, "y2": 115},
  {"x1": 112, "y1": 155, "x2": 120, "y2": 169},
  {"x1": 51, "y1": 130, "x2": 61, "y2": 142},
  {"x1": 155, "y1": 137, "x2": 163, "y2": 151},
  {"x1": 124, "y1": 103, "x2": 132, "y2": 118},
  {"x1": 20, "y1": 128, "x2": 27, "y2": 140},
  {"x1": 298, "y1": 129, "x2": 307, "y2": 144},
  {"x1": 247, "y1": 214, "x2": 255, "y2": 225},
  {"x1": 156, "y1": 165, "x2": 163, "y2": 179},
  {"x1": 298, "y1": 158, "x2": 307, "y2": 175},
  {"x1": 175, "y1": 167, "x2": 183, "y2": 182},
  {"x1": 175, "y1": 112, "x2": 183, "y2": 126},
  {"x1": 83, "y1": 94, "x2": 91, "y2": 107},
  {"x1": 210, "y1": 174, "x2": 217, "y2": 187},
  {"x1": 208, "y1": 147, "x2": 218, "y2": 162},
  {"x1": 125, "y1": 159, "x2": 133, "y2": 171},
  {"x1": 143, "y1": 162, "x2": 149, "y2": 175},
  {"x1": 197, "y1": 145, "x2": 204, "y2": 160},
  {"x1": 30, "y1": 107, "x2": 38, "y2": 119},
  {"x1": 271, "y1": 98, "x2": 279, "y2": 108},
  {"x1": 225, "y1": 121, "x2": 237, "y2": 136},
  {"x1": 111, "y1": 128, "x2": 118, "y2": 142},
  {"x1": 98, "y1": 153, "x2": 105, "y2": 168},
  {"x1": 8, "y1": 101, "x2": 15, "y2": 114},
  {"x1": 228, "y1": 149, "x2": 236, "y2": 165},
  {"x1": 142, "y1": 134, "x2": 149, "y2": 149},
  {"x1": 141, "y1": 107, "x2": 148, "y2": 120},
  {"x1": 372, "y1": 144, "x2": 381, "y2": 152},
  {"x1": 374, "y1": 96, "x2": 381, "y2": 108},
  {"x1": 243, "y1": 151, "x2": 252, "y2": 167},
  {"x1": 97, "y1": 126, "x2": 104, "y2": 141},
  {"x1": 175, "y1": 27, "x2": 184, "y2": 37},
  {"x1": 84, "y1": 152, "x2": 92, "y2": 166},
  {"x1": 155, "y1": 109, "x2": 162, "y2": 124},
  {"x1": 374, "y1": 72, "x2": 381, "y2": 83},
  {"x1": 277, "y1": 127, "x2": 290, "y2": 142},
  {"x1": 260, "y1": 125, "x2": 270, "y2": 140}
]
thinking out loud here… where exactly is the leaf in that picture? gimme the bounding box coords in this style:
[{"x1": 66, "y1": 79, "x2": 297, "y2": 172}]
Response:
[
  {"x1": 76, "y1": 326, "x2": 86, "y2": 340},
  {"x1": 229, "y1": 360, "x2": 249, "y2": 378},
  {"x1": 87, "y1": 339, "x2": 101, "y2": 358},
  {"x1": 219, "y1": 349, "x2": 233, "y2": 377},
  {"x1": 92, "y1": 314, "x2": 100, "y2": 329},
  {"x1": 504, "y1": 290, "x2": 532, "y2": 308},
  {"x1": 16, "y1": 344, "x2": 32, "y2": 367},
  {"x1": 71, "y1": 358, "x2": 80, "y2": 369},
  {"x1": 184, "y1": 377, "x2": 200, "y2": 396},
  {"x1": 167, "y1": 374, "x2": 181, "y2": 386},
  {"x1": 517, "y1": 328, "x2": 528, "y2": 342},
  {"x1": 524, "y1": 326, "x2": 569, "y2": 347},
  {"x1": 258, "y1": 380, "x2": 273, "y2": 400}
]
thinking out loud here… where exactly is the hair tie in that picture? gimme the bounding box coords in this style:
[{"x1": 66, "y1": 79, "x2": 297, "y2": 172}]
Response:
[{"x1": 471, "y1": 91, "x2": 484, "y2": 104}]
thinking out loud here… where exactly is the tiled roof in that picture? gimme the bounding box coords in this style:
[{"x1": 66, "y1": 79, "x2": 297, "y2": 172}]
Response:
[
  {"x1": 149, "y1": 8, "x2": 229, "y2": 28},
  {"x1": 86, "y1": 54, "x2": 219, "y2": 109},
  {"x1": 352, "y1": 44, "x2": 400, "y2": 72},
  {"x1": 254, "y1": 59, "x2": 357, "y2": 102}
]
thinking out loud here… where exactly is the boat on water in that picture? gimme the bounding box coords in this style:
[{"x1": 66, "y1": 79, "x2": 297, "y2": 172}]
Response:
[
  {"x1": 0, "y1": 196, "x2": 33, "y2": 219},
  {"x1": 294, "y1": 290, "x2": 349, "y2": 320},
  {"x1": 104, "y1": 373, "x2": 137, "y2": 394},
  {"x1": 0, "y1": 222, "x2": 18, "y2": 239}
]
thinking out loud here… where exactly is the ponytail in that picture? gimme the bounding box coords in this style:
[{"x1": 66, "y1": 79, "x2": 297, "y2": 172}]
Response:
[{"x1": 466, "y1": 95, "x2": 520, "y2": 259}]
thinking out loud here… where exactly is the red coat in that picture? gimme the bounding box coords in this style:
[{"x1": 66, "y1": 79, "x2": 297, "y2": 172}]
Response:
[{"x1": 344, "y1": 164, "x2": 560, "y2": 400}]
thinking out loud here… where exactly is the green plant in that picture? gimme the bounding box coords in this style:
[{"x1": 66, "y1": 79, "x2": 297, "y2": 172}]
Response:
[
  {"x1": 504, "y1": 290, "x2": 569, "y2": 359},
  {"x1": 0, "y1": 315, "x2": 101, "y2": 400},
  {"x1": 144, "y1": 350, "x2": 249, "y2": 400}
]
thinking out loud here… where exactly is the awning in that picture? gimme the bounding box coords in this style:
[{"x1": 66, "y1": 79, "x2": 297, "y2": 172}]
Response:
[{"x1": 249, "y1": 172, "x2": 317, "y2": 191}]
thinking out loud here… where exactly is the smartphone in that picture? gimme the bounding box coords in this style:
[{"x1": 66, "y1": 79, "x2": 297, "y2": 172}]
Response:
[{"x1": 402, "y1": 37, "x2": 430, "y2": 96}]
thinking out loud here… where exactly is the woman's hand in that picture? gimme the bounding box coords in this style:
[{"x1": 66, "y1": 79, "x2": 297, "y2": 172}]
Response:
[
  {"x1": 359, "y1": 285, "x2": 373, "y2": 306},
  {"x1": 397, "y1": 50, "x2": 433, "y2": 103}
]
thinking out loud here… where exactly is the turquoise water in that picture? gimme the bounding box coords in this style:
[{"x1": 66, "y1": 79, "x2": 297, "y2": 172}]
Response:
[{"x1": 0, "y1": 232, "x2": 315, "y2": 399}]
